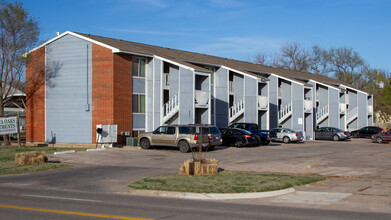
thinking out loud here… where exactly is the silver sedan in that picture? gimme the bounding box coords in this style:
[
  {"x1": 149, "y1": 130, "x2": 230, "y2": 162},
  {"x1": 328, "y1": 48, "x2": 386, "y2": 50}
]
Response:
[{"x1": 271, "y1": 128, "x2": 304, "y2": 143}]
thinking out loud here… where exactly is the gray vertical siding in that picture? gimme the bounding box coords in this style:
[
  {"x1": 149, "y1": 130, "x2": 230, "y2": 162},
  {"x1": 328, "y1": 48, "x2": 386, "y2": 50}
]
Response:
[
  {"x1": 215, "y1": 68, "x2": 229, "y2": 128},
  {"x1": 233, "y1": 73, "x2": 244, "y2": 103},
  {"x1": 281, "y1": 80, "x2": 291, "y2": 108},
  {"x1": 146, "y1": 59, "x2": 154, "y2": 131},
  {"x1": 179, "y1": 67, "x2": 194, "y2": 124},
  {"x1": 357, "y1": 92, "x2": 367, "y2": 128},
  {"x1": 169, "y1": 65, "x2": 179, "y2": 99},
  {"x1": 349, "y1": 91, "x2": 357, "y2": 109},
  {"x1": 133, "y1": 78, "x2": 145, "y2": 94},
  {"x1": 292, "y1": 83, "x2": 304, "y2": 133},
  {"x1": 329, "y1": 89, "x2": 339, "y2": 128},
  {"x1": 153, "y1": 58, "x2": 162, "y2": 129},
  {"x1": 244, "y1": 76, "x2": 257, "y2": 123},
  {"x1": 269, "y1": 75, "x2": 278, "y2": 128},
  {"x1": 133, "y1": 114, "x2": 146, "y2": 129},
  {"x1": 45, "y1": 34, "x2": 92, "y2": 143}
]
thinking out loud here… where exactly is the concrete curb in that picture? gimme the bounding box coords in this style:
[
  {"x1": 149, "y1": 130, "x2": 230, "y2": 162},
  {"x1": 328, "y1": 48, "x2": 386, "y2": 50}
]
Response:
[
  {"x1": 129, "y1": 187, "x2": 295, "y2": 200},
  {"x1": 54, "y1": 150, "x2": 76, "y2": 155}
]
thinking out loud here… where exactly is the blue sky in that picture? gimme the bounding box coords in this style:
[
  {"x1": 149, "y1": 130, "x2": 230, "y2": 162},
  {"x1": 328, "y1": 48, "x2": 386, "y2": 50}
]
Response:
[{"x1": 23, "y1": 0, "x2": 391, "y2": 71}]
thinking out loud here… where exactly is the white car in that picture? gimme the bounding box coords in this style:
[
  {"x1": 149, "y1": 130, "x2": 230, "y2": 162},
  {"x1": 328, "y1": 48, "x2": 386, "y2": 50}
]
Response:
[{"x1": 271, "y1": 128, "x2": 304, "y2": 143}]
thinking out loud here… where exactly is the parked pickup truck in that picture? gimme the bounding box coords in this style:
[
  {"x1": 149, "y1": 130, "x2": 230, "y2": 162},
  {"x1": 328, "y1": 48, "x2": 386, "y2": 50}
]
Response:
[{"x1": 229, "y1": 123, "x2": 276, "y2": 145}]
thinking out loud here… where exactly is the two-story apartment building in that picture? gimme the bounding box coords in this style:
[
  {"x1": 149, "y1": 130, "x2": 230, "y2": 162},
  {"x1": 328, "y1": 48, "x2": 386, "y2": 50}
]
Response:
[{"x1": 26, "y1": 31, "x2": 372, "y2": 144}]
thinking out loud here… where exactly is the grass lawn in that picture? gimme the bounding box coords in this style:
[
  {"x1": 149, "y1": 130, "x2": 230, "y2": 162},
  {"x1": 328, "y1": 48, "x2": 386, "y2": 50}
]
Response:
[
  {"x1": 129, "y1": 172, "x2": 325, "y2": 193},
  {"x1": 0, "y1": 146, "x2": 85, "y2": 175}
]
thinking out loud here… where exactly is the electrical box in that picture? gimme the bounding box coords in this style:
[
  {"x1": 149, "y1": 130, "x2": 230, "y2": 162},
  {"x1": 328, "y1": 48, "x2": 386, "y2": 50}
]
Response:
[{"x1": 96, "y1": 124, "x2": 117, "y2": 143}]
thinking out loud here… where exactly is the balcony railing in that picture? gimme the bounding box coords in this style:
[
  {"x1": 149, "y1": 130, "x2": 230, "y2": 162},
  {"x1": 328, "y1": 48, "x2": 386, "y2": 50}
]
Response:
[
  {"x1": 195, "y1": 90, "x2": 209, "y2": 107},
  {"x1": 367, "y1": 105, "x2": 373, "y2": 115},
  {"x1": 304, "y1": 100, "x2": 312, "y2": 113},
  {"x1": 258, "y1": 96, "x2": 268, "y2": 110},
  {"x1": 339, "y1": 103, "x2": 346, "y2": 114}
]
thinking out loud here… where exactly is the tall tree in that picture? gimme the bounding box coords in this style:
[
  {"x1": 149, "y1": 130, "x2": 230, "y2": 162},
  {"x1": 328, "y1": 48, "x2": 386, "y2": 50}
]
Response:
[
  {"x1": 0, "y1": 0, "x2": 39, "y2": 145},
  {"x1": 272, "y1": 42, "x2": 311, "y2": 72},
  {"x1": 309, "y1": 45, "x2": 331, "y2": 75},
  {"x1": 328, "y1": 47, "x2": 365, "y2": 87}
]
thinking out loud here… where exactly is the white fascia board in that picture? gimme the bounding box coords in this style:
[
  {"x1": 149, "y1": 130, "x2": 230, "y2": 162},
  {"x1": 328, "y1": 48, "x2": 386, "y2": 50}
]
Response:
[
  {"x1": 270, "y1": 73, "x2": 304, "y2": 86},
  {"x1": 195, "y1": 71, "x2": 210, "y2": 77},
  {"x1": 309, "y1": 79, "x2": 339, "y2": 91},
  {"x1": 27, "y1": 31, "x2": 119, "y2": 55},
  {"x1": 221, "y1": 66, "x2": 258, "y2": 80},
  {"x1": 113, "y1": 50, "x2": 153, "y2": 58},
  {"x1": 154, "y1": 55, "x2": 194, "y2": 71}
]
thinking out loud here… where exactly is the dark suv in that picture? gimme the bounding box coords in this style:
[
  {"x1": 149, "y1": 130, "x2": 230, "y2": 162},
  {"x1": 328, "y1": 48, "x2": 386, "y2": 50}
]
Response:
[{"x1": 350, "y1": 126, "x2": 383, "y2": 138}]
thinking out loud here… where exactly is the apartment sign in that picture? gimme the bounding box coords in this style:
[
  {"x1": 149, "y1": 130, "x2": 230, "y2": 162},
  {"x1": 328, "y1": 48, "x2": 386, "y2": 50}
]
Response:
[{"x1": 0, "y1": 116, "x2": 18, "y2": 135}]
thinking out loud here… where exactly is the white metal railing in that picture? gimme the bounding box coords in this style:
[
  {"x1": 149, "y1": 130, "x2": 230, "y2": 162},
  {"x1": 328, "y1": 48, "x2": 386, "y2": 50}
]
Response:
[
  {"x1": 229, "y1": 81, "x2": 234, "y2": 94},
  {"x1": 339, "y1": 103, "x2": 346, "y2": 114},
  {"x1": 347, "y1": 106, "x2": 358, "y2": 124},
  {"x1": 316, "y1": 105, "x2": 329, "y2": 124},
  {"x1": 229, "y1": 100, "x2": 244, "y2": 123},
  {"x1": 258, "y1": 95, "x2": 268, "y2": 110},
  {"x1": 163, "y1": 73, "x2": 169, "y2": 87},
  {"x1": 162, "y1": 94, "x2": 179, "y2": 122},
  {"x1": 367, "y1": 105, "x2": 373, "y2": 115},
  {"x1": 195, "y1": 90, "x2": 209, "y2": 106},
  {"x1": 304, "y1": 100, "x2": 312, "y2": 113},
  {"x1": 278, "y1": 102, "x2": 292, "y2": 124}
]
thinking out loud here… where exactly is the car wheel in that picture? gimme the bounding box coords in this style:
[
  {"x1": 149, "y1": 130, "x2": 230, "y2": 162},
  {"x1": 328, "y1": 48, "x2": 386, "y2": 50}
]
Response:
[
  {"x1": 140, "y1": 138, "x2": 151, "y2": 149},
  {"x1": 255, "y1": 135, "x2": 261, "y2": 146},
  {"x1": 333, "y1": 135, "x2": 340, "y2": 141},
  {"x1": 234, "y1": 140, "x2": 242, "y2": 147},
  {"x1": 283, "y1": 136, "x2": 290, "y2": 144},
  {"x1": 178, "y1": 140, "x2": 190, "y2": 153},
  {"x1": 376, "y1": 137, "x2": 383, "y2": 144},
  {"x1": 261, "y1": 140, "x2": 270, "y2": 145},
  {"x1": 352, "y1": 132, "x2": 358, "y2": 138}
]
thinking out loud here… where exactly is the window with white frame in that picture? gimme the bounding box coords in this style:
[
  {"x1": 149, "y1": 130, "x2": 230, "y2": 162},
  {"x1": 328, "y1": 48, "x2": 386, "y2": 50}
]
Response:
[
  {"x1": 132, "y1": 94, "x2": 145, "y2": 113},
  {"x1": 132, "y1": 57, "x2": 146, "y2": 77}
]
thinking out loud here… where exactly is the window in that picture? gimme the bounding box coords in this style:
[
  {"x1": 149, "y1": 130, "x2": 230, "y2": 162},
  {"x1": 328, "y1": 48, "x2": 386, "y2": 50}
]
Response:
[
  {"x1": 166, "y1": 127, "x2": 175, "y2": 135},
  {"x1": 132, "y1": 57, "x2": 146, "y2": 77},
  {"x1": 132, "y1": 94, "x2": 145, "y2": 113},
  {"x1": 153, "y1": 126, "x2": 167, "y2": 134}
]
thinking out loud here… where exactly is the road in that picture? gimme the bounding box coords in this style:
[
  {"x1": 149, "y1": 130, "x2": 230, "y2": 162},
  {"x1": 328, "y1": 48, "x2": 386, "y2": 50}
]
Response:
[
  {"x1": 0, "y1": 139, "x2": 391, "y2": 218},
  {"x1": 0, "y1": 185, "x2": 390, "y2": 220}
]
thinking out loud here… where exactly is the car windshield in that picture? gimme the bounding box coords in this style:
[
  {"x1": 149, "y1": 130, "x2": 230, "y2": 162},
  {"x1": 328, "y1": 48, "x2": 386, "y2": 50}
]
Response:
[
  {"x1": 334, "y1": 128, "x2": 343, "y2": 132},
  {"x1": 285, "y1": 128, "x2": 295, "y2": 133},
  {"x1": 209, "y1": 127, "x2": 221, "y2": 134}
]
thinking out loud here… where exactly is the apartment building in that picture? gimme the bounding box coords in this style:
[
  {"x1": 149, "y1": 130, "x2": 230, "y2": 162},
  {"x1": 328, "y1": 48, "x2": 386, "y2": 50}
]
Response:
[{"x1": 26, "y1": 31, "x2": 373, "y2": 144}]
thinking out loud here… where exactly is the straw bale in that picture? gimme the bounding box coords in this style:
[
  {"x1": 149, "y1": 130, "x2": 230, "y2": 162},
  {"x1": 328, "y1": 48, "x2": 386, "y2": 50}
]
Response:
[
  {"x1": 179, "y1": 158, "x2": 218, "y2": 175},
  {"x1": 14, "y1": 151, "x2": 48, "y2": 165}
]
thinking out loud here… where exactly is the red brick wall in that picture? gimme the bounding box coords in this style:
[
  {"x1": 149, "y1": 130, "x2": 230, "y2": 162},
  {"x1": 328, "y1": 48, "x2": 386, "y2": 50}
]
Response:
[
  {"x1": 113, "y1": 53, "x2": 133, "y2": 144},
  {"x1": 92, "y1": 44, "x2": 114, "y2": 143},
  {"x1": 25, "y1": 47, "x2": 46, "y2": 142},
  {"x1": 92, "y1": 44, "x2": 133, "y2": 144}
]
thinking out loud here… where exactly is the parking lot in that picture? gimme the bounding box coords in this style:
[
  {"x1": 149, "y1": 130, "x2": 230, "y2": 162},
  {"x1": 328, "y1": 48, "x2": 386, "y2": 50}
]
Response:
[{"x1": 1, "y1": 138, "x2": 391, "y2": 213}]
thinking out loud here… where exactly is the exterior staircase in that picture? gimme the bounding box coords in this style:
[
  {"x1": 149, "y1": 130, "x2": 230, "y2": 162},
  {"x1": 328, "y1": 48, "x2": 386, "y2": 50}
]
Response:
[
  {"x1": 162, "y1": 94, "x2": 179, "y2": 123},
  {"x1": 346, "y1": 106, "x2": 358, "y2": 124},
  {"x1": 229, "y1": 100, "x2": 244, "y2": 124},
  {"x1": 278, "y1": 102, "x2": 292, "y2": 124},
  {"x1": 316, "y1": 105, "x2": 329, "y2": 125}
]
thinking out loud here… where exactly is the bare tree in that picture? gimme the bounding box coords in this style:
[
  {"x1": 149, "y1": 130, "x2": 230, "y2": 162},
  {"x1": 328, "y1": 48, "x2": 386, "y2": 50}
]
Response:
[
  {"x1": 309, "y1": 45, "x2": 331, "y2": 75},
  {"x1": 251, "y1": 51, "x2": 271, "y2": 66},
  {"x1": 272, "y1": 42, "x2": 311, "y2": 72},
  {"x1": 0, "y1": 0, "x2": 39, "y2": 145},
  {"x1": 328, "y1": 47, "x2": 365, "y2": 87}
]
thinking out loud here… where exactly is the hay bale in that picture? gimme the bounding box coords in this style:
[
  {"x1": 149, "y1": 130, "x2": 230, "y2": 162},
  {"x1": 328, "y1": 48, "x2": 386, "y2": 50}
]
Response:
[
  {"x1": 14, "y1": 151, "x2": 48, "y2": 165},
  {"x1": 179, "y1": 158, "x2": 218, "y2": 175}
]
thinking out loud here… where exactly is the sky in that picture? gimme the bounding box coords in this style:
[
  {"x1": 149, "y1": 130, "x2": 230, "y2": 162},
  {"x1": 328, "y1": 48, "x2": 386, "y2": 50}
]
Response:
[{"x1": 22, "y1": 0, "x2": 391, "y2": 72}]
